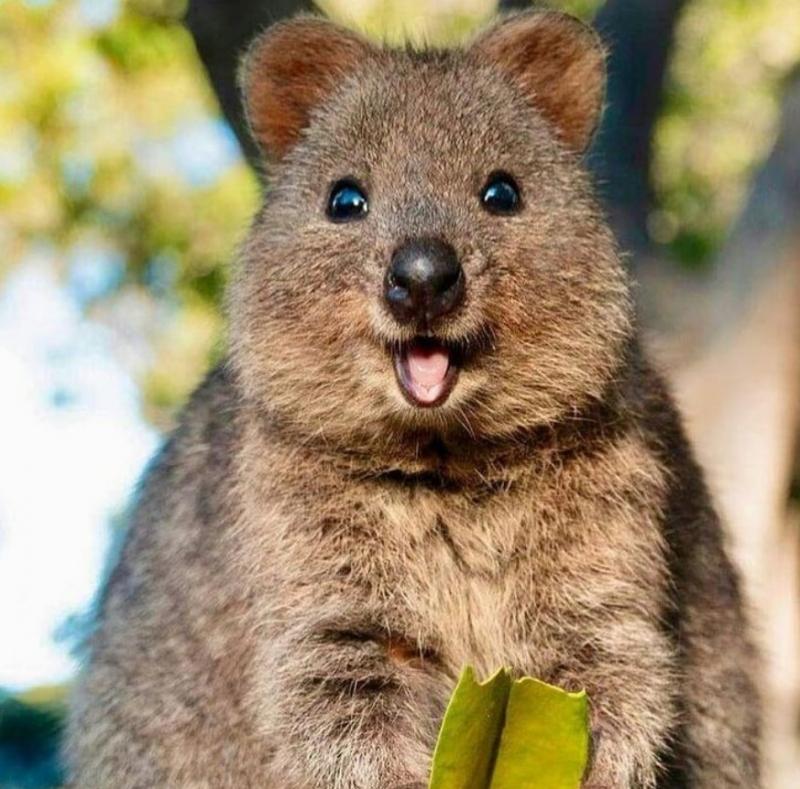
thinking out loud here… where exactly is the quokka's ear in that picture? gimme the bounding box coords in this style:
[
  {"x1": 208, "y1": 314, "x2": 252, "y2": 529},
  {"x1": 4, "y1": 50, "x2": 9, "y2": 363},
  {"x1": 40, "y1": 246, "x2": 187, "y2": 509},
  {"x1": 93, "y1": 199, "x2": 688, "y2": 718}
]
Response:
[
  {"x1": 470, "y1": 10, "x2": 606, "y2": 154},
  {"x1": 240, "y1": 17, "x2": 376, "y2": 161}
]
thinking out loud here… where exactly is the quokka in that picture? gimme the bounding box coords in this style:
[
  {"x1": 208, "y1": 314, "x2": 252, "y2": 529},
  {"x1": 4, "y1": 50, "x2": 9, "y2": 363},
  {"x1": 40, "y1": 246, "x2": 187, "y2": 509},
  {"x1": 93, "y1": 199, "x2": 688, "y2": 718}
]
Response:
[{"x1": 66, "y1": 9, "x2": 761, "y2": 788}]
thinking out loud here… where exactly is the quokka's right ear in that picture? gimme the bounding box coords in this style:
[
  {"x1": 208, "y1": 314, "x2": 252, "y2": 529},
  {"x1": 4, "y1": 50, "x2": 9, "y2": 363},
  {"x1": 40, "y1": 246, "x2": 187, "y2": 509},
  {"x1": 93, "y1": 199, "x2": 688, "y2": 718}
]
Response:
[{"x1": 240, "y1": 17, "x2": 376, "y2": 162}]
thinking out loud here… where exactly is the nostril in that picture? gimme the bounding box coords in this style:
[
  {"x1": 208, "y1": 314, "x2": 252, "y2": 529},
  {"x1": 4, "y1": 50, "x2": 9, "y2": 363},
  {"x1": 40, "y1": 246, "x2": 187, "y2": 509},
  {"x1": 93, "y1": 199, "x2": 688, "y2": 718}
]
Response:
[
  {"x1": 437, "y1": 264, "x2": 461, "y2": 296},
  {"x1": 383, "y1": 267, "x2": 414, "y2": 324},
  {"x1": 386, "y1": 266, "x2": 413, "y2": 292},
  {"x1": 385, "y1": 277, "x2": 409, "y2": 306}
]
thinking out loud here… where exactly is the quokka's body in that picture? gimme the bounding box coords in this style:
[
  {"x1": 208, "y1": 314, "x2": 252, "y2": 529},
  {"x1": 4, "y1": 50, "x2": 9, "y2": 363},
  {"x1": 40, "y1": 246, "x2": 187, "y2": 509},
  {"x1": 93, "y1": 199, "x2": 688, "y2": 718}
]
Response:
[{"x1": 66, "y1": 10, "x2": 761, "y2": 788}]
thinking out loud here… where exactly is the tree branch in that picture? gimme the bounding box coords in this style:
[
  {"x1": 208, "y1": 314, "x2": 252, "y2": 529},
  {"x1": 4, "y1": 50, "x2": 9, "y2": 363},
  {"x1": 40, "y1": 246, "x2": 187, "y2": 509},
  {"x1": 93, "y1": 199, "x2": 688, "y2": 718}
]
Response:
[
  {"x1": 184, "y1": 0, "x2": 314, "y2": 172},
  {"x1": 588, "y1": 0, "x2": 688, "y2": 256}
]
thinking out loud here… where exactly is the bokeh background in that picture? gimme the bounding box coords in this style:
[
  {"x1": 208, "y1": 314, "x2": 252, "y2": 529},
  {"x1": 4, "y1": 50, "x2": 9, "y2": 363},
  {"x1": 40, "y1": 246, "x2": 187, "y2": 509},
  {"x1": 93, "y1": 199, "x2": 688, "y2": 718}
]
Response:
[{"x1": 1, "y1": 0, "x2": 799, "y2": 786}]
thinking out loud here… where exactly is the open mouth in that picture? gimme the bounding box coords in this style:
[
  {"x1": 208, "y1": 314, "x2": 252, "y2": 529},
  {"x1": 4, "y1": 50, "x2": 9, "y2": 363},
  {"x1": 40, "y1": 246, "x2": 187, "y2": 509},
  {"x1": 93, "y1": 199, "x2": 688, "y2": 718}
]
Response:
[{"x1": 393, "y1": 337, "x2": 460, "y2": 408}]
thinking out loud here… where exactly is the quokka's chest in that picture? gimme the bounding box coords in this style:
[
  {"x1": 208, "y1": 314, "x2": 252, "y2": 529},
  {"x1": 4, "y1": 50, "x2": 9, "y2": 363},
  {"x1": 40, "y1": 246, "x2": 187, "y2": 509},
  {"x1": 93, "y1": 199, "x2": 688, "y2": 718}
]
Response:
[
  {"x1": 255, "y1": 434, "x2": 671, "y2": 680},
  {"x1": 313, "y1": 474, "x2": 671, "y2": 681}
]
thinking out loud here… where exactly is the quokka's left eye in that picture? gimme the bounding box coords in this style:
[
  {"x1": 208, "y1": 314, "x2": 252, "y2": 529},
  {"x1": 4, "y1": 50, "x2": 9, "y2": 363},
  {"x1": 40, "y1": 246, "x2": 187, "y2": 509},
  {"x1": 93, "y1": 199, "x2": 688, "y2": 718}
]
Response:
[
  {"x1": 327, "y1": 179, "x2": 369, "y2": 222},
  {"x1": 480, "y1": 172, "x2": 521, "y2": 215}
]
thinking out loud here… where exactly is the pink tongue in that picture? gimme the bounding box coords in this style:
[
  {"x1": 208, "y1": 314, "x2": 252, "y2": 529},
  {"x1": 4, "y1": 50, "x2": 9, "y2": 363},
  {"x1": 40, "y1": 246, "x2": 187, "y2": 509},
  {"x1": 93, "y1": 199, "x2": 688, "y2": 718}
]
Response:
[{"x1": 405, "y1": 342, "x2": 450, "y2": 403}]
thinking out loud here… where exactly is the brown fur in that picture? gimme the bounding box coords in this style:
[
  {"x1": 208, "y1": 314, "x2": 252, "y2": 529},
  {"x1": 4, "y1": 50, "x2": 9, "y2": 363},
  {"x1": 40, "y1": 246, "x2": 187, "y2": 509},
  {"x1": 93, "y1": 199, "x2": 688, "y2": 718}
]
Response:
[{"x1": 66, "y1": 10, "x2": 761, "y2": 788}]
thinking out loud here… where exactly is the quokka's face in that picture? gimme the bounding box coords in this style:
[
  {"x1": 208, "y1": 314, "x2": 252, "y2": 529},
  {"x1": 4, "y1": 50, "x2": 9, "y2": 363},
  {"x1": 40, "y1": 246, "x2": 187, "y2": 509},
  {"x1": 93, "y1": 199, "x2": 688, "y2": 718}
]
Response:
[{"x1": 231, "y1": 12, "x2": 633, "y2": 453}]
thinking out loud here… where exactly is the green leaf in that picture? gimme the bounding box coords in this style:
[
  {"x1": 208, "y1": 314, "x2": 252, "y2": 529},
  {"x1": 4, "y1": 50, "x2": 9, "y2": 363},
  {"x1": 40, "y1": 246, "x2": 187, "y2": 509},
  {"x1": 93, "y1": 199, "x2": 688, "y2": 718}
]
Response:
[
  {"x1": 428, "y1": 667, "x2": 590, "y2": 789},
  {"x1": 491, "y1": 677, "x2": 589, "y2": 789},
  {"x1": 429, "y1": 667, "x2": 511, "y2": 789}
]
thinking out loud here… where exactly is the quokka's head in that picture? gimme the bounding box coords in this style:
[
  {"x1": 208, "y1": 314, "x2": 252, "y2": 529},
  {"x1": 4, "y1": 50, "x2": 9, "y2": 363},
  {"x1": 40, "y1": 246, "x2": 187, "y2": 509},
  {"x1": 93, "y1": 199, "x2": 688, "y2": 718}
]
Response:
[{"x1": 230, "y1": 10, "x2": 633, "y2": 457}]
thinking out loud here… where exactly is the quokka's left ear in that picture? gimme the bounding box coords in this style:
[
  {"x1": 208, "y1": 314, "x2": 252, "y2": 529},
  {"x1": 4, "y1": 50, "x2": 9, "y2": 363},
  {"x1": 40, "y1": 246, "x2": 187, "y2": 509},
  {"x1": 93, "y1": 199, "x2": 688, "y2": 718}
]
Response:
[
  {"x1": 470, "y1": 10, "x2": 606, "y2": 154},
  {"x1": 239, "y1": 16, "x2": 377, "y2": 162}
]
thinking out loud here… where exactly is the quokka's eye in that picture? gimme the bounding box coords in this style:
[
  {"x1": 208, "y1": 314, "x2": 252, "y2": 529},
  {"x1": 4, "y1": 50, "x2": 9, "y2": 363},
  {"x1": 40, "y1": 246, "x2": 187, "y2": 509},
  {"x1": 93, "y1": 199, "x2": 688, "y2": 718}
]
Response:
[
  {"x1": 327, "y1": 179, "x2": 369, "y2": 222},
  {"x1": 480, "y1": 172, "x2": 521, "y2": 215}
]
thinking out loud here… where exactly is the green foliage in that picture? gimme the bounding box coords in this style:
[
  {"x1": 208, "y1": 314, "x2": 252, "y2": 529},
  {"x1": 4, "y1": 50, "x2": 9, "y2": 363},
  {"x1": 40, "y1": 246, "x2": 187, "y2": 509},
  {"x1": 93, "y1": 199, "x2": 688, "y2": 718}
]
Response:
[
  {"x1": 319, "y1": 0, "x2": 496, "y2": 45},
  {"x1": 429, "y1": 667, "x2": 589, "y2": 789},
  {"x1": 654, "y1": 0, "x2": 800, "y2": 266},
  {"x1": 549, "y1": 0, "x2": 602, "y2": 19},
  {"x1": 0, "y1": 0, "x2": 257, "y2": 427}
]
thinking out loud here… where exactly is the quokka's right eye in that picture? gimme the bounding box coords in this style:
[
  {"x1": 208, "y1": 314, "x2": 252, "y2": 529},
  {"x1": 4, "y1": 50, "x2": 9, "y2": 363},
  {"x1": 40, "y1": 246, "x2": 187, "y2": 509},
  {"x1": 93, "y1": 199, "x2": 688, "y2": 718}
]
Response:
[{"x1": 327, "y1": 179, "x2": 369, "y2": 222}]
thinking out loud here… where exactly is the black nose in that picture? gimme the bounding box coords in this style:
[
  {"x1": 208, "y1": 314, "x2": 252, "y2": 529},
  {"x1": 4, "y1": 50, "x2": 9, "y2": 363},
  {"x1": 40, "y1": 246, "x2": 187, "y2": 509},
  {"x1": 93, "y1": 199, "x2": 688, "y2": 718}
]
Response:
[{"x1": 384, "y1": 238, "x2": 464, "y2": 325}]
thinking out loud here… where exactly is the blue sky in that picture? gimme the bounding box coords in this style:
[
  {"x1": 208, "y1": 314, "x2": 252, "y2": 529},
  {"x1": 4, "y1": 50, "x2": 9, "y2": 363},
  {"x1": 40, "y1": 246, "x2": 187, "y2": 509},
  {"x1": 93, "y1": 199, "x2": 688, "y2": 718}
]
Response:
[{"x1": 0, "y1": 258, "x2": 158, "y2": 690}]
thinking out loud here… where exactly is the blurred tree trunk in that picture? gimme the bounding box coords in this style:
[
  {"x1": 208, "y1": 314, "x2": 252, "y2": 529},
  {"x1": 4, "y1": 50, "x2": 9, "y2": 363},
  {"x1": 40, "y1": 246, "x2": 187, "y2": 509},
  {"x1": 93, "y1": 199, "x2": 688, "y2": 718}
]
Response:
[
  {"x1": 651, "y1": 76, "x2": 800, "y2": 788},
  {"x1": 185, "y1": 0, "x2": 313, "y2": 171},
  {"x1": 185, "y1": 1, "x2": 800, "y2": 784},
  {"x1": 589, "y1": 0, "x2": 688, "y2": 257}
]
